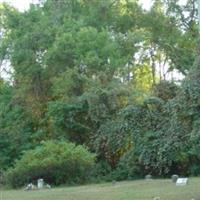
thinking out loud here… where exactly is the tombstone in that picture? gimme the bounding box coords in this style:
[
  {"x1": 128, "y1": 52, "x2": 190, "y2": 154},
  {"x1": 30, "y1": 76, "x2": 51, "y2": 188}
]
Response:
[
  {"x1": 112, "y1": 180, "x2": 116, "y2": 186},
  {"x1": 25, "y1": 183, "x2": 32, "y2": 191},
  {"x1": 176, "y1": 178, "x2": 188, "y2": 186},
  {"x1": 37, "y1": 179, "x2": 44, "y2": 189},
  {"x1": 25, "y1": 183, "x2": 36, "y2": 191},
  {"x1": 171, "y1": 174, "x2": 179, "y2": 183},
  {"x1": 145, "y1": 174, "x2": 152, "y2": 180}
]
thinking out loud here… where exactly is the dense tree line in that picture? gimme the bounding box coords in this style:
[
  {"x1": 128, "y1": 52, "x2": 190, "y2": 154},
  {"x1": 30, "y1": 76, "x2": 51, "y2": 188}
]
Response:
[{"x1": 0, "y1": 0, "x2": 200, "y2": 186}]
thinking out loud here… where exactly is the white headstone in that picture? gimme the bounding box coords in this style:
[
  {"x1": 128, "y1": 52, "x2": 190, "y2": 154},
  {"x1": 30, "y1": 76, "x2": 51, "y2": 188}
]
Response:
[
  {"x1": 176, "y1": 178, "x2": 188, "y2": 186},
  {"x1": 37, "y1": 179, "x2": 44, "y2": 189}
]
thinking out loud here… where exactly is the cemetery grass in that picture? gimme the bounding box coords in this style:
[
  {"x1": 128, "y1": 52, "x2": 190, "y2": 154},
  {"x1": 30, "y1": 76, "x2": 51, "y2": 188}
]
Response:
[{"x1": 1, "y1": 178, "x2": 200, "y2": 200}]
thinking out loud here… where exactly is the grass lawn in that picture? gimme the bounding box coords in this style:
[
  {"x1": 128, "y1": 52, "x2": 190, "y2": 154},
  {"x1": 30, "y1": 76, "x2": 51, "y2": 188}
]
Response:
[{"x1": 1, "y1": 178, "x2": 199, "y2": 200}]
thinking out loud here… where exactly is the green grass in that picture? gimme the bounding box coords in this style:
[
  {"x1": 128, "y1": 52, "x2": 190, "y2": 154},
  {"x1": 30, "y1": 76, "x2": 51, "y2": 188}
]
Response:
[{"x1": 1, "y1": 178, "x2": 200, "y2": 200}]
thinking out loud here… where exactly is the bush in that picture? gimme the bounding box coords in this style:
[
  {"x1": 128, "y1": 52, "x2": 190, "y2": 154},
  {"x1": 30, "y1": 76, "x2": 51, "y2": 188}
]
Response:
[
  {"x1": 89, "y1": 161, "x2": 113, "y2": 182},
  {"x1": 189, "y1": 164, "x2": 200, "y2": 176},
  {"x1": 113, "y1": 149, "x2": 142, "y2": 181},
  {"x1": 5, "y1": 141, "x2": 95, "y2": 188}
]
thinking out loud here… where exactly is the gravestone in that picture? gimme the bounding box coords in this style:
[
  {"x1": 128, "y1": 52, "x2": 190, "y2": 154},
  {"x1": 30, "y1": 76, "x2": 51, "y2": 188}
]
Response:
[
  {"x1": 112, "y1": 180, "x2": 117, "y2": 186},
  {"x1": 37, "y1": 179, "x2": 44, "y2": 189},
  {"x1": 171, "y1": 174, "x2": 179, "y2": 183},
  {"x1": 176, "y1": 178, "x2": 188, "y2": 186},
  {"x1": 145, "y1": 174, "x2": 152, "y2": 180},
  {"x1": 25, "y1": 183, "x2": 36, "y2": 191}
]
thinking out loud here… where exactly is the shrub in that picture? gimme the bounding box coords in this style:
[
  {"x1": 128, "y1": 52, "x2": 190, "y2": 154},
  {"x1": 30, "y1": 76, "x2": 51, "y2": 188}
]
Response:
[
  {"x1": 5, "y1": 141, "x2": 95, "y2": 188},
  {"x1": 113, "y1": 149, "x2": 142, "y2": 181},
  {"x1": 89, "y1": 161, "x2": 113, "y2": 182},
  {"x1": 189, "y1": 164, "x2": 200, "y2": 176}
]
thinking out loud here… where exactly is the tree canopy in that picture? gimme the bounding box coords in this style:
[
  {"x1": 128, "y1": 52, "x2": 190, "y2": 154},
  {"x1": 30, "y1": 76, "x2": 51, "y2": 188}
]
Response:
[{"x1": 0, "y1": 0, "x2": 200, "y2": 185}]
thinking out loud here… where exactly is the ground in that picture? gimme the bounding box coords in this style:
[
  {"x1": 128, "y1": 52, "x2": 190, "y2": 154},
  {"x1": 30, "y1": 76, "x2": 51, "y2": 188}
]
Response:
[{"x1": 1, "y1": 178, "x2": 199, "y2": 200}]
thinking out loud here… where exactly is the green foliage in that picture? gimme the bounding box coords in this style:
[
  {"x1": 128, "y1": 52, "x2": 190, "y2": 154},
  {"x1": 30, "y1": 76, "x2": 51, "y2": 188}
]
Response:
[
  {"x1": 170, "y1": 52, "x2": 200, "y2": 174},
  {"x1": 113, "y1": 149, "x2": 142, "y2": 181},
  {"x1": 0, "y1": 0, "x2": 200, "y2": 184},
  {"x1": 93, "y1": 118, "x2": 132, "y2": 168},
  {"x1": 6, "y1": 141, "x2": 95, "y2": 188},
  {"x1": 152, "y1": 81, "x2": 179, "y2": 101},
  {"x1": 119, "y1": 94, "x2": 191, "y2": 175},
  {"x1": 46, "y1": 101, "x2": 89, "y2": 143},
  {"x1": 89, "y1": 161, "x2": 113, "y2": 182},
  {"x1": 0, "y1": 82, "x2": 33, "y2": 169}
]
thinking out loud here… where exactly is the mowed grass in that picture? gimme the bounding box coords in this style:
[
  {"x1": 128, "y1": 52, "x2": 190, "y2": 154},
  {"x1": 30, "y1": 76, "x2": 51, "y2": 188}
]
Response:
[{"x1": 1, "y1": 178, "x2": 200, "y2": 200}]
